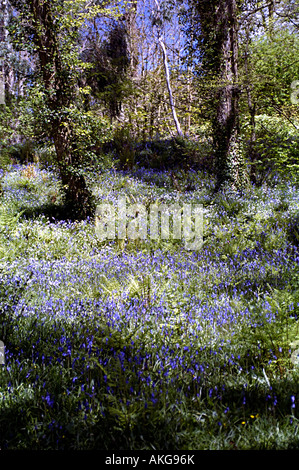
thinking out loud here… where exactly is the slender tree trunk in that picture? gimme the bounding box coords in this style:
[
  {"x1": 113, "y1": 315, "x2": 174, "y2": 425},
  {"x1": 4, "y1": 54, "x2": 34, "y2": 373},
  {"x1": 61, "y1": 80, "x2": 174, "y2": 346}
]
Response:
[
  {"x1": 51, "y1": 121, "x2": 93, "y2": 216},
  {"x1": 159, "y1": 36, "x2": 183, "y2": 137},
  {"x1": 154, "y1": 0, "x2": 183, "y2": 137},
  {"x1": 0, "y1": 0, "x2": 7, "y2": 105},
  {"x1": 125, "y1": 0, "x2": 139, "y2": 77}
]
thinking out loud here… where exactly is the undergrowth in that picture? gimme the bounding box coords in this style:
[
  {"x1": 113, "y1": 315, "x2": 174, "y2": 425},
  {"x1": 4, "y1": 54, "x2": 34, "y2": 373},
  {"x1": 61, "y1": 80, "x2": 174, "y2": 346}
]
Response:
[{"x1": 0, "y1": 163, "x2": 299, "y2": 450}]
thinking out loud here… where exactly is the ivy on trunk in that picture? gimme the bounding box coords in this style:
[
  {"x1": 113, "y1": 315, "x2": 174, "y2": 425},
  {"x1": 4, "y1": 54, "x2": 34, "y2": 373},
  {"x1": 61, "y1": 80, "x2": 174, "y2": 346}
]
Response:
[
  {"x1": 11, "y1": 0, "x2": 94, "y2": 219},
  {"x1": 192, "y1": 0, "x2": 249, "y2": 191}
]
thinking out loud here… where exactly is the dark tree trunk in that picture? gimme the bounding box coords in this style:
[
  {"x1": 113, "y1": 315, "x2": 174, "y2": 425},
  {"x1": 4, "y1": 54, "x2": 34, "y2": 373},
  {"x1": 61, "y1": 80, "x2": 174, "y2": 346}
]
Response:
[
  {"x1": 245, "y1": 26, "x2": 257, "y2": 184},
  {"x1": 213, "y1": 0, "x2": 247, "y2": 190},
  {"x1": 194, "y1": 0, "x2": 248, "y2": 191},
  {"x1": 28, "y1": 0, "x2": 93, "y2": 219},
  {"x1": 52, "y1": 123, "x2": 94, "y2": 218}
]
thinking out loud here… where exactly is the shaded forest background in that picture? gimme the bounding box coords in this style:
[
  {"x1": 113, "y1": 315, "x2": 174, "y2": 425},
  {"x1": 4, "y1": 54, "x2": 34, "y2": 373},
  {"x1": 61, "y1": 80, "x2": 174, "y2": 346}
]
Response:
[
  {"x1": 0, "y1": 0, "x2": 299, "y2": 217},
  {"x1": 1, "y1": 1, "x2": 299, "y2": 451}
]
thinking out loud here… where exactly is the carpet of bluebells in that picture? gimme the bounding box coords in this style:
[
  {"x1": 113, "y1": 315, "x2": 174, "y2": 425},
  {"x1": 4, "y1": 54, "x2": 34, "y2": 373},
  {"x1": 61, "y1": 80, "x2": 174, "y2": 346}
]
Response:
[{"x1": 0, "y1": 163, "x2": 299, "y2": 450}]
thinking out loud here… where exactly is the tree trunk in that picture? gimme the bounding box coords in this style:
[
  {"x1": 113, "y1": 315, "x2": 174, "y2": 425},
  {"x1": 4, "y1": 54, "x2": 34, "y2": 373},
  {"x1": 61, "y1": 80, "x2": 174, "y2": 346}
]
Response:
[
  {"x1": 244, "y1": 26, "x2": 257, "y2": 184},
  {"x1": 52, "y1": 122, "x2": 93, "y2": 218},
  {"x1": 28, "y1": 0, "x2": 93, "y2": 219},
  {"x1": 0, "y1": 0, "x2": 7, "y2": 105},
  {"x1": 213, "y1": 0, "x2": 247, "y2": 191},
  {"x1": 195, "y1": 0, "x2": 248, "y2": 191},
  {"x1": 125, "y1": 0, "x2": 139, "y2": 77},
  {"x1": 154, "y1": 0, "x2": 183, "y2": 137}
]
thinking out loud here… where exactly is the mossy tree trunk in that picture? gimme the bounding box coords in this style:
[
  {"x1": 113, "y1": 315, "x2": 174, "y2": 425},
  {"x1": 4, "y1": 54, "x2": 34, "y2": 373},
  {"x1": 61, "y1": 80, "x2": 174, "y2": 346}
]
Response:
[
  {"x1": 212, "y1": 0, "x2": 248, "y2": 191},
  {"x1": 23, "y1": 0, "x2": 94, "y2": 218},
  {"x1": 194, "y1": 0, "x2": 249, "y2": 191}
]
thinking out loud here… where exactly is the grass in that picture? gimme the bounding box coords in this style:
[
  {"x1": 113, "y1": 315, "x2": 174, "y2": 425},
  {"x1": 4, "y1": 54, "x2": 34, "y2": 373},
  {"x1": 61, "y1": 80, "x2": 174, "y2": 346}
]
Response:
[{"x1": 0, "y1": 163, "x2": 299, "y2": 450}]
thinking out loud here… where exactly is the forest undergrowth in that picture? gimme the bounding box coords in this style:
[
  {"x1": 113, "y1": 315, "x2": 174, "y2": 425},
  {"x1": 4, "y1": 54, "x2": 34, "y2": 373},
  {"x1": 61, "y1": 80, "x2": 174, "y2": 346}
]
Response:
[{"x1": 0, "y1": 163, "x2": 299, "y2": 450}]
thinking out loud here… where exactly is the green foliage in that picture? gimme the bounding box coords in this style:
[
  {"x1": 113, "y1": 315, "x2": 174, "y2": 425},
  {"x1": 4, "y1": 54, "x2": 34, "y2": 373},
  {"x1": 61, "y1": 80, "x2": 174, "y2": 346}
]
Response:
[
  {"x1": 1, "y1": 1, "x2": 299, "y2": 449},
  {"x1": 133, "y1": 135, "x2": 213, "y2": 172},
  {"x1": 249, "y1": 30, "x2": 299, "y2": 111},
  {"x1": 34, "y1": 144, "x2": 57, "y2": 167},
  {"x1": 6, "y1": 0, "x2": 126, "y2": 218},
  {"x1": 112, "y1": 126, "x2": 136, "y2": 170},
  {"x1": 0, "y1": 203, "x2": 24, "y2": 260},
  {"x1": 1, "y1": 165, "x2": 299, "y2": 449},
  {"x1": 243, "y1": 115, "x2": 299, "y2": 184},
  {"x1": 110, "y1": 131, "x2": 214, "y2": 172},
  {"x1": 287, "y1": 212, "x2": 299, "y2": 248},
  {"x1": 84, "y1": 19, "x2": 130, "y2": 119}
]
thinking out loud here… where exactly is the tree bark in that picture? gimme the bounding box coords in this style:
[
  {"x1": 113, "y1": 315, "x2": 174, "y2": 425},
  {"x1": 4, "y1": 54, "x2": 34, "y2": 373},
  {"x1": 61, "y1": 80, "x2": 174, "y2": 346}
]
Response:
[
  {"x1": 213, "y1": 0, "x2": 247, "y2": 190},
  {"x1": 154, "y1": 0, "x2": 183, "y2": 137},
  {"x1": 28, "y1": 0, "x2": 93, "y2": 218},
  {"x1": 125, "y1": 0, "x2": 139, "y2": 77},
  {"x1": 195, "y1": 0, "x2": 248, "y2": 191},
  {"x1": 0, "y1": 0, "x2": 7, "y2": 105},
  {"x1": 244, "y1": 25, "x2": 257, "y2": 183}
]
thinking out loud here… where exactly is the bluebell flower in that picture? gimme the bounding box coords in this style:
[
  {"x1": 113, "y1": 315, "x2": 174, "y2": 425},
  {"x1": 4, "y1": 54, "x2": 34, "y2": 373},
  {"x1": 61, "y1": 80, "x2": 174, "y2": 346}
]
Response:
[{"x1": 43, "y1": 393, "x2": 54, "y2": 407}]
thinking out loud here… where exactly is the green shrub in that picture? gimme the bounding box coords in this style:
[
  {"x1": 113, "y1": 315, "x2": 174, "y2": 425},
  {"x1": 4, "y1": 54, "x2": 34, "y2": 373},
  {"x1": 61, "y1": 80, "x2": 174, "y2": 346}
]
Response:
[
  {"x1": 4, "y1": 141, "x2": 36, "y2": 164},
  {"x1": 134, "y1": 135, "x2": 213, "y2": 171},
  {"x1": 112, "y1": 126, "x2": 135, "y2": 170},
  {"x1": 287, "y1": 213, "x2": 299, "y2": 248},
  {"x1": 1, "y1": 164, "x2": 299, "y2": 450},
  {"x1": 244, "y1": 115, "x2": 299, "y2": 185},
  {"x1": 0, "y1": 149, "x2": 13, "y2": 169},
  {"x1": 34, "y1": 144, "x2": 56, "y2": 167}
]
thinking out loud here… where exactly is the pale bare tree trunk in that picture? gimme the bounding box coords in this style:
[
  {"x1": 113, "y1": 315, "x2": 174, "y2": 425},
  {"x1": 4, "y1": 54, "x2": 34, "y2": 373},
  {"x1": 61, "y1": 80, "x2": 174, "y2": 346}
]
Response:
[
  {"x1": 154, "y1": 0, "x2": 183, "y2": 137},
  {"x1": 186, "y1": 66, "x2": 192, "y2": 134},
  {"x1": 125, "y1": 0, "x2": 139, "y2": 77},
  {"x1": 0, "y1": 0, "x2": 7, "y2": 104}
]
